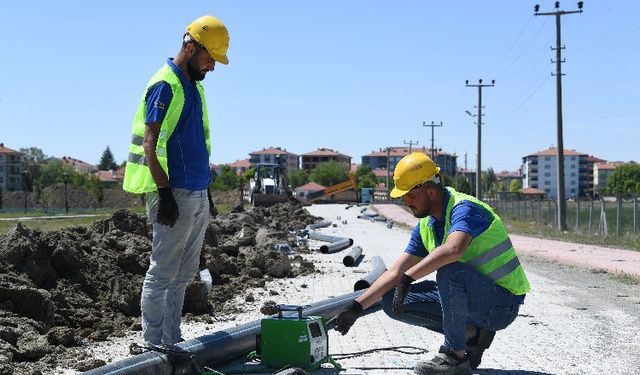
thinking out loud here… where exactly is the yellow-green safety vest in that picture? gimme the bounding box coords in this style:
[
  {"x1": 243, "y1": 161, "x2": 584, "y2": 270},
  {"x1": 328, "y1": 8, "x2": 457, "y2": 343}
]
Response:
[
  {"x1": 122, "y1": 64, "x2": 211, "y2": 194},
  {"x1": 419, "y1": 187, "x2": 530, "y2": 295}
]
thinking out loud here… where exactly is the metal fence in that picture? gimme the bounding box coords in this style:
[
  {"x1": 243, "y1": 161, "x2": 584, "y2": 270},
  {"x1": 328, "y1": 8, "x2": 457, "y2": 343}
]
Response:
[{"x1": 485, "y1": 195, "x2": 639, "y2": 237}]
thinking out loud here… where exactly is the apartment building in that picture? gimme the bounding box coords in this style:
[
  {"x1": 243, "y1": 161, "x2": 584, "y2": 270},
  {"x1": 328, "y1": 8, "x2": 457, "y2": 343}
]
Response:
[
  {"x1": 300, "y1": 148, "x2": 351, "y2": 171},
  {"x1": 0, "y1": 143, "x2": 24, "y2": 192},
  {"x1": 249, "y1": 147, "x2": 299, "y2": 171},
  {"x1": 593, "y1": 161, "x2": 624, "y2": 194},
  {"x1": 522, "y1": 147, "x2": 600, "y2": 199},
  {"x1": 361, "y1": 146, "x2": 458, "y2": 178}
]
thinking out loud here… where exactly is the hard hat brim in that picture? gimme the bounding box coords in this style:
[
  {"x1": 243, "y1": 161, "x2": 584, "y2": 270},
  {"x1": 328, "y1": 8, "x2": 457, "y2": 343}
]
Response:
[
  {"x1": 389, "y1": 187, "x2": 409, "y2": 198},
  {"x1": 209, "y1": 51, "x2": 229, "y2": 65}
]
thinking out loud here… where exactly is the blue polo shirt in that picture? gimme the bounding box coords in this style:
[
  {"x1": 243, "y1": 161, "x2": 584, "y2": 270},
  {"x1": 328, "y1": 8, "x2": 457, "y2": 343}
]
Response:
[
  {"x1": 404, "y1": 189, "x2": 494, "y2": 257},
  {"x1": 144, "y1": 58, "x2": 210, "y2": 191}
]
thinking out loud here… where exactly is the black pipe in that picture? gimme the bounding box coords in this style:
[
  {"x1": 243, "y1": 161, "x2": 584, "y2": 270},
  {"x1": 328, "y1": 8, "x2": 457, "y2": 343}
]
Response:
[
  {"x1": 342, "y1": 246, "x2": 363, "y2": 267},
  {"x1": 82, "y1": 261, "x2": 387, "y2": 375},
  {"x1": 354, "y1": 256, "x2": 386, "y2": 291},
  {"x1": 319, "y1": 238, "x2": 353, "y2": 254}
]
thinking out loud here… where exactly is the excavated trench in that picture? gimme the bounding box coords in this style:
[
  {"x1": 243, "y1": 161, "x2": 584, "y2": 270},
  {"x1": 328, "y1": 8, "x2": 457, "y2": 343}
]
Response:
[{"x1": 0, "y1": 202, "x2": 322, "y2": 375}]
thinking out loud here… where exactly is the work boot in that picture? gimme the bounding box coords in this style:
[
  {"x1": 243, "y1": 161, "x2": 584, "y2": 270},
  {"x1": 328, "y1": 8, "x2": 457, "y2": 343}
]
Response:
[
  {"x1": 466, "y1": 328, "x2": 496, "y2": 369},
  {"x1": 414, "y1": 346, "x2": 471, "y2": 375}
]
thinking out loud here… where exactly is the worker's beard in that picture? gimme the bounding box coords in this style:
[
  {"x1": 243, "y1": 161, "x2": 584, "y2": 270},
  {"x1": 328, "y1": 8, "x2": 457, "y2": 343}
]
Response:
[
  {"x1": 410, "y1": 194, "x2": 432, "y2": 218},
  {"x1": 187, "y1": 57, "x2": 207, "y2": 81}
]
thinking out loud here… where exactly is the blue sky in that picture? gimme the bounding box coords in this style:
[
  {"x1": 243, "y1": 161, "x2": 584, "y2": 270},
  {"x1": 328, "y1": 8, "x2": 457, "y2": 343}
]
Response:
[{"x1": 1, "y1": 1, "x2": 638, "y2": 172}]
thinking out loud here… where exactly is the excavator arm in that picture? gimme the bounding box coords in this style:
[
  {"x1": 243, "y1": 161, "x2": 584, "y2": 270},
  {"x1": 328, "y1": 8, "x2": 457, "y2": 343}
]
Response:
[{"x1": 307, "y1": 172, "x2": 358, "y2": 203}]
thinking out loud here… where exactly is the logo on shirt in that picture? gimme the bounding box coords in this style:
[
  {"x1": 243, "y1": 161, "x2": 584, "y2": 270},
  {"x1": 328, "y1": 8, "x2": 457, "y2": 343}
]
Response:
[{"x1": 154, "y1": 100, "x2": 166, "y2": 110}]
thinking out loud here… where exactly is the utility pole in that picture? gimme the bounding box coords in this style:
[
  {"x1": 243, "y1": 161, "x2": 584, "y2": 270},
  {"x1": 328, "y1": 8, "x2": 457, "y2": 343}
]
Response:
[
  {"x1": 385, "y1": 146, "x2": 391, "y2": 193},
  {"x1": 403, "y1": 140, "x2": 419, "y2": 153},
  {"x1": 535, "y1": 1, "x2": 583, "y2": 231},
  {"x1": 465, "y1": 79, "x2": 494, "y2": 199},
  {"x1": 422, "y1": 121, "x2": 443, "y2": 161}
]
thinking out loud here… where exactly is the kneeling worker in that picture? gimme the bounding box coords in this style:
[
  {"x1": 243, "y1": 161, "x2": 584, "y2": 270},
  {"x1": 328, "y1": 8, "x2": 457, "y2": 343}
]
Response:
[{"x1": 330, "y1": 152, "x2": 530, "y2": 375}]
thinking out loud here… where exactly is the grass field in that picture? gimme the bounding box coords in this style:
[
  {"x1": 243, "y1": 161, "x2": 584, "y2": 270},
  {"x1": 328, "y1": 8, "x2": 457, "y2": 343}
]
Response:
[{"x1": 0, "y1": 203, "x2": 242, "y2": 235}]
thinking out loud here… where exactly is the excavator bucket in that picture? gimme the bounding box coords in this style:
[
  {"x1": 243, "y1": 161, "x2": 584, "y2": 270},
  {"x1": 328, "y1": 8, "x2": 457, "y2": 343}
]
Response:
[{"x1": 252, "y1": 193, "x2": 290, "y2": 208}]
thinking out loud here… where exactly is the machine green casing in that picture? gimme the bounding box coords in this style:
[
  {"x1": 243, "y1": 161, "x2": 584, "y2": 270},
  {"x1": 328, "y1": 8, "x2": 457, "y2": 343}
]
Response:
[{"x1": 260, "y1": 315, "x2": 329, "y2": 370}]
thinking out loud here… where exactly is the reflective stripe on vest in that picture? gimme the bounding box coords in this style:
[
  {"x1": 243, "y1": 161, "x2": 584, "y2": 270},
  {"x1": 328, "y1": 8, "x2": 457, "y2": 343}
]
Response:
[
  {"x1": 419, "y1": 187, "x2": 531, "y2": 295},
  {"x1": 122, "y1": 64, "x2": 210, "y2": 194}
]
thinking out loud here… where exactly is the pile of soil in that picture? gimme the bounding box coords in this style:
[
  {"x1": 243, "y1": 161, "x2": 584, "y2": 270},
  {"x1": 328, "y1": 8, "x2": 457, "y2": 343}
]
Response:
[{"x1": 0, "y1": 202, "x2": 321, "y2": 374}]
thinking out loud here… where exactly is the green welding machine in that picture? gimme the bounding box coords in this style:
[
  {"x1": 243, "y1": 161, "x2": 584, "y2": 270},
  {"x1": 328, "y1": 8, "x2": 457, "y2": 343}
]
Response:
[{"x1": 257, "y1": 305, "x2": 340, "y2": 371}]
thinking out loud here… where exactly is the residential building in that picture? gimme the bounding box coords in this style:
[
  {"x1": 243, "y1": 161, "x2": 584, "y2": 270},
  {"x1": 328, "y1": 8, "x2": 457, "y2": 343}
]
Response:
[
  {"x1": 301, "y1": 148, "x2": 351, "y2": 171},
  {"x1": 249, "y1": 146, "x2": 299, "y2": 171},
  {"x1": 361, "y1": 146, "x2": 457, "y2": 178},
  {"x1": 227, "y1": 159, "x2": 251, "y2": 175},
  {"x1": 0, "y1": 143, "x2": 24, "y2": 192},
  {"x1": 522, "y1": 147, "x2": 601, "y2": 199},
  {"x1": 294, "y1": 182, "x2": 325, "y2": 200},
  {"x1": 61, "y1": 156, "x2": 95, "y2": 174},
  {"x1": 95, "y1": 167, "x2": 125, "y2": 187},
  {"x1": 585, "y1": 156, "x2": 606, "y2": 196},
  {"x1": 593, "y1": 161, "x2": 623, "y2": 194},
  {"x1": 496, "y1": 170, "x2": 523, "y2": 188}
]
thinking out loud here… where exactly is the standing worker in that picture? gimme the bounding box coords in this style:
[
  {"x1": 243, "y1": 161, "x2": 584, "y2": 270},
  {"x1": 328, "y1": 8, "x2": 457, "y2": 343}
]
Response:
[
  {"x1": 330, "y1": 152, "x2": 530, "y2": 375},
  {"x1": 123, "y1": 15, "x2": 229, "y2": 347}
]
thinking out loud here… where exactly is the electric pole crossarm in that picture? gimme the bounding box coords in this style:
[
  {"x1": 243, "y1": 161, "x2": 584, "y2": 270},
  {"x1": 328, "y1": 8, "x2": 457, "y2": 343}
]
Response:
[{"x1": 422, "y1": 121, "x2": 443, "y2": 161}]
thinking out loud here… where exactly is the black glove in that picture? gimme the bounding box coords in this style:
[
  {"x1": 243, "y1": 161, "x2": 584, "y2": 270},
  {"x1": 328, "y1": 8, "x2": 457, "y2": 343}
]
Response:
[
  {"x1": 392, "y1": 274, "x2": 415, "y2": 316},
  {"x1": 328, "y1": 300, "x2": 363, "y2": 335},
  {"x1": 207, "y1": 189, "x2": 218, "y2": 217},
  {"x1": 157, "y1": 187, "x2": 179, "y2": 227}
]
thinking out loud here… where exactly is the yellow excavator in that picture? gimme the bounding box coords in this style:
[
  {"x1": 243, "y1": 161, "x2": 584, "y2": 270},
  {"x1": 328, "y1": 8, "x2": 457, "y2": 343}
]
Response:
[{"x1": 305, "y1": 172, "x2": 359, "y2": 203}]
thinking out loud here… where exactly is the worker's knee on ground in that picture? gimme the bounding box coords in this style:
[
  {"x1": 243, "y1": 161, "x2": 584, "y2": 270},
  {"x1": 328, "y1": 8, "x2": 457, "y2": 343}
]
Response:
[{"x1": 381, "y1": 289, "x2": 398, "y2": 318}]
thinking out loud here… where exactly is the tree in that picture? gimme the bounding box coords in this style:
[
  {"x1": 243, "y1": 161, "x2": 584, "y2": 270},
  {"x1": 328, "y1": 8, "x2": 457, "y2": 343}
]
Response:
[
  {"x1": 308, "y1": 161, "x2": 348, "y2": 186},
  {"x1": 36, "y1": 159, "x2": 76, "y2": 188},
  {"x1": 288, "y1": 169, "x2": 308, "y2": 189},
  {"x1": 605, "y1": 162, "x2": 640, "y2": 196},
  {"x1": 19, "y1": 147, "x2": 47, "y2": 162},
  {"x1": 98, "y1": 146, "x2": 118, "y2": 171},
  {"x1": 210, "y1": 165, "x2": 239, "y2": 191},
  {"x1": 85, "y1": 175, "x2": 104, "y2": 207},
  {"x1": 450, "y1": 175, "x2": 471, "y2": 195},
  {"x1": 354, "y1": 164, "x2": 377, "y2": 189},
  {"x1": 509, "y1": 179, "x2": 522, "y2": 193},
  {"x1": 482, "y1": 168, "x2": 497, "y2": 194}
]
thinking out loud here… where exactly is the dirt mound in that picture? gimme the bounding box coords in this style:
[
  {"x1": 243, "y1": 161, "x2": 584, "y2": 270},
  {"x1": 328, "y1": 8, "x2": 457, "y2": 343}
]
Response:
[{"x1": 0, "y1": 201, "x2": 321, "y2": 374}]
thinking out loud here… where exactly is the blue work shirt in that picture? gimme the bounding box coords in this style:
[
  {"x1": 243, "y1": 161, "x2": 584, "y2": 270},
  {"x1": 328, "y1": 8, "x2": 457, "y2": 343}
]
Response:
[{"x1": 144, "y1": 58, "x2": 210, "y2": 191}]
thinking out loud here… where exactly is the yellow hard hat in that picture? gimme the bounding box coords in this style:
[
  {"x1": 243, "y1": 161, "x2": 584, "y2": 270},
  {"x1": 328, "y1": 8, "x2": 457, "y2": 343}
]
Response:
[
  {"x1": 186, "y1": 15, "x2": 230, "y2": 65},
  {"x1": 390, "y1": 152, "x2": 440, "y2": 198}
]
